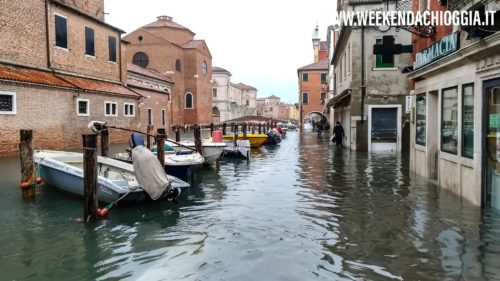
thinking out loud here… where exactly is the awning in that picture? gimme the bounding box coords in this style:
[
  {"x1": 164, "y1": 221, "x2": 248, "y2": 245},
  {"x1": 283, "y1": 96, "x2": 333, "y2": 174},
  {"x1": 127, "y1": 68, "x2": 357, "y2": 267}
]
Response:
[{"x1": 326, "y1": 89, "x2": 351, "y2": 108}]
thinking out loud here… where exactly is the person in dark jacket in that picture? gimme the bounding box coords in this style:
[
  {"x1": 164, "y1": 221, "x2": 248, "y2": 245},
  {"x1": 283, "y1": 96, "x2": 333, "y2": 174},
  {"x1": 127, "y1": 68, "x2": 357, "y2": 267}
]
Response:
[{"x1": 333, "y1": 121, "x2": 345, "y2": 148}]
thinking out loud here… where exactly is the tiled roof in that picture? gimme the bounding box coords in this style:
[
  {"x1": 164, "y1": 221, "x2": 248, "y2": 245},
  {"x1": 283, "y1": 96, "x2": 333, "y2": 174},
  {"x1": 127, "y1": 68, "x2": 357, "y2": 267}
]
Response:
[
  {"x1": 231, "y1": 82, "x2": 257, "y2": 91},
  {"x1": 212, "y1": 66, "x2": 231, "y2": 75},
  {"x1": 0, "y1": 63, "x2": 140, "y2": 98},
  {"x1": 182, "y1": 40, "x2": 203, "y2": 49},
  {"x1": 225, "y1": 115, "x2": 271, "y2": 122},
  {"x1": 0, "y1": 63, "x2": 73, "y2": 87},
  {"x1": 60, "y1": 74, "x2": 140, "y2": 97},
  {"x1": 212, "y1": 67, "x2": 228, "y2": 72},
  {"x1": 127, "y1": 63, "x2": 173, "y2": 83},
  {"x1": 143, "y1": 15, "x2": 194, "y2": 34},
  {"x1": 297, "y1": 59, "x2": 329, "y2": 71}
]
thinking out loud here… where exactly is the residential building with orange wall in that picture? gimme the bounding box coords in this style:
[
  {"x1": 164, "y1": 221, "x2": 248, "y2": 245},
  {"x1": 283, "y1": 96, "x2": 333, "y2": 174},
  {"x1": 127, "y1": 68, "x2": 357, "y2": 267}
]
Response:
[
  {"x1": 297, "y1": 59, "x2": 329, "y2": 125},
  {"x1": 123, "y1": 16, "x2": 213, "y2": 127},
  {"x1": 297, "y1": 25, "x2": 329, "y2": 127}
]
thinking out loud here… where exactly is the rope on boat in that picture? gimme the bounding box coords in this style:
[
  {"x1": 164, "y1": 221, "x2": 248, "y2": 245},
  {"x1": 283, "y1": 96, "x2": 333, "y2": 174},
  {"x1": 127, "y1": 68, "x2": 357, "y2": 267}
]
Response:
[{"x1": 98, "y1": 187, "x2": 139, "y2": 217}]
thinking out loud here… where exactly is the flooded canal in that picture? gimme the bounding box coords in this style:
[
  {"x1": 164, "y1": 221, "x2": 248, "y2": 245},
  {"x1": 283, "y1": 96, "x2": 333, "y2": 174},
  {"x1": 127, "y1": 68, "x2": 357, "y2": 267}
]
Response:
[{"x1": 1, "y1": 131, "x2": 500, "y2": 280}]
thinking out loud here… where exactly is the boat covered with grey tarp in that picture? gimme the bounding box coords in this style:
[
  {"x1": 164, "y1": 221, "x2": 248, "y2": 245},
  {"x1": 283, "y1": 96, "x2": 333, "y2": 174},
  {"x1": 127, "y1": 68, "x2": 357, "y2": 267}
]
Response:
[{"x1": 34, "y1": 150, "x2": 190, "y2": 203}]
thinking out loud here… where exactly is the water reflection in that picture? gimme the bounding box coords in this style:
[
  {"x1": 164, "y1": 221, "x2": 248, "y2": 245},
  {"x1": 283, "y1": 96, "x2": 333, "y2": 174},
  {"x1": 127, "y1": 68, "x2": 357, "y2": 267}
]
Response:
[{"x1": 0, "y1": 132, "x2": 500, "y2": 280}]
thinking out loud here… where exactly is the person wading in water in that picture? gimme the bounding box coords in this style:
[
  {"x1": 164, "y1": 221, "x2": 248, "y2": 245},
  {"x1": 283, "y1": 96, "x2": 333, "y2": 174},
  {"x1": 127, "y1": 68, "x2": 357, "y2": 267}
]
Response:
[{"x1": 333, "y1": 121, "x2": 345, "y2": 148}]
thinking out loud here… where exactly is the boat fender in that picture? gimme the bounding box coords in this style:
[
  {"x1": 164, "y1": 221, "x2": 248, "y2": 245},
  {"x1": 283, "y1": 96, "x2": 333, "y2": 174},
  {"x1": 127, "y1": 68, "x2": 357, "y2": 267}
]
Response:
[
  {"x1": 19, "y1": 177, "x2": 44, "y2": 189},
  {"x1": 98, "y1": 208, "x2": 110, "y2": 217}
]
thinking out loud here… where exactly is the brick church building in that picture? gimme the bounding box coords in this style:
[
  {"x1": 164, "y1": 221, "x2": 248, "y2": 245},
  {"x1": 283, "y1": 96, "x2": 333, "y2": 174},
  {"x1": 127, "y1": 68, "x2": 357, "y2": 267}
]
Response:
[{"x1": 123, "y1": 15, "x2": 213, "y2": 125}]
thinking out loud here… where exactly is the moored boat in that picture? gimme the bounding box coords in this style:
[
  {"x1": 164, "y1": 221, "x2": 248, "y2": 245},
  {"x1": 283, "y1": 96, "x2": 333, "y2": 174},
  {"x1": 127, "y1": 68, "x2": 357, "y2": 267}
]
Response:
[
  {"x1": 34, "y1": 150, "x2": 189, "y2": 204},
  {"x1": 168, "y1": 140, "x2": 226, "y2": 164},
  {"x1": 222, "y1": 133, "x2": 268, "y2": 148}
]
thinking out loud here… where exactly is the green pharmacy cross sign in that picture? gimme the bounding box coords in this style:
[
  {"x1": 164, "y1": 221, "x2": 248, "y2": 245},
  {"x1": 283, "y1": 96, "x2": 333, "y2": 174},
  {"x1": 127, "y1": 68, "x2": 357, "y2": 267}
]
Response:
[{"x1": 373, "y1": 35, "x2": 413, "y2": 64}]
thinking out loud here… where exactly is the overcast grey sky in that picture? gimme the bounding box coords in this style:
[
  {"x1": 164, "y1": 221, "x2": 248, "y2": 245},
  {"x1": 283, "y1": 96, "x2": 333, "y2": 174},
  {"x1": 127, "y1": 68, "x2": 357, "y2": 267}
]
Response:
[{"x1": 104, "y1": 0, "x2": 336, "y2": 104}]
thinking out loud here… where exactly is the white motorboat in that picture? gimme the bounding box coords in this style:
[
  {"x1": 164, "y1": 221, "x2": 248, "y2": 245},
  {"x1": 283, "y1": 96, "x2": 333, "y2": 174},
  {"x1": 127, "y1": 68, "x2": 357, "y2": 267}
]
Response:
[
  {"x1": 168, "y1": 139, "x2": 226, "y2": 164},
  {"x1": 34, "y1": 150, "x2": 190, "y2": 203}
]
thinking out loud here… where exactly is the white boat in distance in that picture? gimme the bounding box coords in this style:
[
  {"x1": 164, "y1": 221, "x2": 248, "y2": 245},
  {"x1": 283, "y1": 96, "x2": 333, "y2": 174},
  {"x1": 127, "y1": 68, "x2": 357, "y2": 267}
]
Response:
[
  {"x1": 169, "y1": 139, "x2": 226, "y2": 164},
  {"x1": 34, "y1": 150, "x2": 190, "y2": 203}
]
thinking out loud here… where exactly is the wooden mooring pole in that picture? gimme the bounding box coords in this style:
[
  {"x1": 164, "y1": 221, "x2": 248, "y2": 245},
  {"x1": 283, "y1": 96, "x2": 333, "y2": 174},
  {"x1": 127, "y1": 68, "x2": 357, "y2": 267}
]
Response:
[
  {"x1": 258, "y1": 123, "x2": 262, "y2": 134},
  {"x1": 175, "y1": 125, "x2": 181, "y2": 142},
  {"x1": 222, "y1": 123, "x2": 227, "y2": 135},
  {"x1": 243, "y1": 123, "x2": 247, "y2": 140},
  {"x1": 210, "y1": 123, "x2": 214, "y2": 137},
  {"x1": 156, "y1": 128, "x2": 166, "y2": 168},
  {"x1": 194, "y1": 124, "x2": 203, "y2": 155},
  {"x1": 82, "y1": 134, "x2": 98, "y2": 223},
  {"x1": 19, "y1": 130, "x2": 35, "y2": 199},
  {"x1": 146, "y1": 125, "x2": 154, "y2": 149},
  {"x1": 100, "y1": 126, "x2": 109, "y2": 157},
  {"x1": 233, "y1": 124, "x2": 239, "y2": 146}
]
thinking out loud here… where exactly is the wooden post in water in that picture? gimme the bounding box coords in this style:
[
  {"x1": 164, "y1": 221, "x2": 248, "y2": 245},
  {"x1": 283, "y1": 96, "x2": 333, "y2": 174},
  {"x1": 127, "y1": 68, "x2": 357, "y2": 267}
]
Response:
[
  {"x1": 251, "y1": 123, "x2": 255, "y2": 134},
  {"x1": 222, "y1": 122, "x2": 227, "y2": 135},
  {"x1": 82, "y1": 134, "x2": 98, "y2": 223},
  {"x1": 194, "y1": 124, "x2": 203, "y2": 155},
  {"x1": 242, "y1": 123, "x2": 247, "y2": 140},
  {"x1": 175, "y1": 125, "x2": 180, "y2": 142},
  {"x1": 146, "y1": 125, "x2": 154, "y2": 149},
  {"x1": 19, "y1": 130, "x2": 35, "y2": 199},
  {"x1": 210, "y1": 123, "x2": 214, "y2": 137},
  {"x1": 233, "y1": 123, "x2": 239, "y2": 146},
  {"x1": 258, "y1": 123, "x2": 262, "y2": 134},
  {"x1": 156, "y1": 128, "x2": 166, "y2": 168},
  {"x1": 100, "y1": 126, "x2": 109, "y2": 157}
]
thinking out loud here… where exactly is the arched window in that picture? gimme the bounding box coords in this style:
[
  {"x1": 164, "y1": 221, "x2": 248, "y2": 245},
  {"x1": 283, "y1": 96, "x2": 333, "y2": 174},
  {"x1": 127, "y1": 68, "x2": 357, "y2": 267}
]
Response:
[
  {"x1": 175, "y1": 59, "x2": 181, "y2": 71},
  {"x1": 202, "y1": 61, "x2": 207, "y2": 76},
  {"x1": 132, "y1": 52, "x2": 149, "y2": 67},
  {"x1": 185, "y1": 92, "x2": 193, "y2": 109}
]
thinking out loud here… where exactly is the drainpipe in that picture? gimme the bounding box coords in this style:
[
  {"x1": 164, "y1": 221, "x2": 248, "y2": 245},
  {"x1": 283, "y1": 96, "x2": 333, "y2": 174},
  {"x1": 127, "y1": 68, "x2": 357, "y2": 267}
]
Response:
[
  {"x1": 360, "y1": 26, "x2": 365, "y2": 124},
  {"x1": 44, "y1": 0, "x2": 51, "y2": 68}
]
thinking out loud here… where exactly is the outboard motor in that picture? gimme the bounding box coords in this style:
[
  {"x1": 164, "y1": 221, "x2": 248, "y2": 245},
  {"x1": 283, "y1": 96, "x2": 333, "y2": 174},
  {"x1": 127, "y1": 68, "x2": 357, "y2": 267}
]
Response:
[{"x1": 166, "y1": 187, "x2": 182, "y2": 203}]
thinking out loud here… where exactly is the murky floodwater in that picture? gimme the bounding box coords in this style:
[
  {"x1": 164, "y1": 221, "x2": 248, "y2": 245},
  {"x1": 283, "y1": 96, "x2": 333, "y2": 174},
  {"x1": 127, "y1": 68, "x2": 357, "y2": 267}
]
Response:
[{"x1": 1, "y1": 131, "x2": 500, "y2": 281}]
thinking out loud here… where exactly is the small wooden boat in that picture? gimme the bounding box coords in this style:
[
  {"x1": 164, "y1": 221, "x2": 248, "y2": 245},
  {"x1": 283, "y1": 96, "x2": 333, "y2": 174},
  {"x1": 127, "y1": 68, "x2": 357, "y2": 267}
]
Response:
[
  {"x1": 34, "y1": 150, "x2": 190, "y2": 203},
  {"x1": 222, "y1": 133, "x2": 268, "y2": 148}
]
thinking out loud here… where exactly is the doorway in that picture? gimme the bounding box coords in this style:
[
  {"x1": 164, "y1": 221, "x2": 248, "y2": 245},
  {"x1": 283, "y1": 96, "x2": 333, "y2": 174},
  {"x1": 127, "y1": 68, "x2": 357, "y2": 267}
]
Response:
[
  {"x1": 368, "y1": 105, "x2": 401, "y2": 152},
  {"x1": 483, "y1": 78, "x2": 500, "y2": 210}
]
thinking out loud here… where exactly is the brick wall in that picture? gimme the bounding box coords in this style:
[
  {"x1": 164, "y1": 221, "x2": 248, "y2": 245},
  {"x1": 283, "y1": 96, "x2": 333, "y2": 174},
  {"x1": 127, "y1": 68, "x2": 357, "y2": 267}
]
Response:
[
  {"x1": 131, "y1": 87, "x2": 171, "y2": 133},
  {"x1": 48, "y1": 5, "x2": 122, "y2": 82},
  {"x1": 124, "y1": 29, "x2": 186, "y2": 125},
  {"x1": 0, "y1": 81, "x2": 139, "y2": 156},
  {"x1": 0, "y1": 0, "x2": 47, "y2": 67},
  {"x1": 55, "y1": 0, "x2": 105, "y2": 21}
]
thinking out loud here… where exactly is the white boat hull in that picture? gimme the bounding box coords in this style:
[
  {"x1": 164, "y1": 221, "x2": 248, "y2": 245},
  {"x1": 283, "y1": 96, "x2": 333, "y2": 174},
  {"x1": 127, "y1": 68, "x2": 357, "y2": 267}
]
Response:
[{"x1": 34, "y1": 150, "x2": 190, "y2": 203}]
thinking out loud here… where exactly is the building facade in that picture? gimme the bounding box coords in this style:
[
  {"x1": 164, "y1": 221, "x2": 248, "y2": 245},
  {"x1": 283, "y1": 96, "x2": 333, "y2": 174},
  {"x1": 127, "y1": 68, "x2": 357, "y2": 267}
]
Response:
[
  {"x1": 325, "y1": 0, "x2": 412, "y2": 152},
  {"x1": 0, "y1": 0, "x2": 139, "y2": 156},
  {"x1": 406, "y1": 0, "x2": 500, "y2": 208},
  {"x1": 257, "y1": 95, "x2": 281, "y2": 119},
  {"x1": 211, "y1": 66, "x2": 257, "y2": 122},
  {"x1": 123, "y1": 16, "x2": 213, "y2": 126},
  {"x1": 298, "y1": 25, "x2": 329, "y2": 128},
  {"x1": 127, "y1": 63, "x2": 173, "y2": 131}
]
